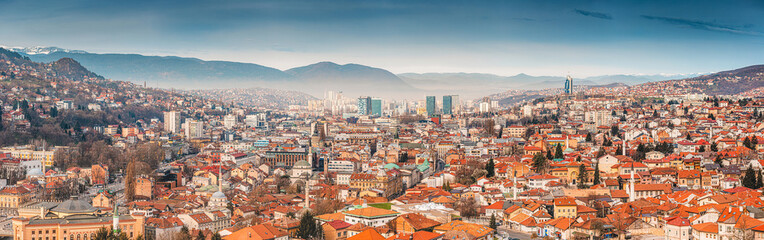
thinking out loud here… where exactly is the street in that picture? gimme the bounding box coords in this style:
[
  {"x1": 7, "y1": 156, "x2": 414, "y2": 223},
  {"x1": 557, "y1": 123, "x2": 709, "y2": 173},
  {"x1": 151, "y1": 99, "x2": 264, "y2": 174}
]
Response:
[{"x1": 497, "y1": 226, "x2": 533, "y2": 240}]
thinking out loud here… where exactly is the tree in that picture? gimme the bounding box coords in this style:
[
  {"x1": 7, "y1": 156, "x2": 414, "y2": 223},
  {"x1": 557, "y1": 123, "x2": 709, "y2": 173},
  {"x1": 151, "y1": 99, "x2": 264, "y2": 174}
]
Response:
[
  {"x1": 758, "y1": 170, "x2": 764, "y2": 190},
  {"x1": 296, "y1": 211, "x2": 321, "y2": 239},
  {"x1": 743, "y1": 168, "x2": 757, "y2": 189},
  {"x1": 586, "y1": 133, "x2": 592, "y2": 142},
  {"x1": 593, "y1": 162, "x2": 601, "y2": 185},
  {"x1": 714, "y1": 155, "x2": 723, "y2": 167},
  {"x1": 489, "y1": 214, "x2": 497, "y2": 230},
  {"x1": 577, "y1": 164, "x2": 588, "y2": 189},
  {"x1": 711, "y1": 143, "x2": 718, "y2": 152},
  {"x1": 196, "y1": 230, "x2": 205, "y2": 240},
  {"x1": 546, "y1": 150, "x2": 553, "y2": 160},
  {"x1": 455, "y1": 197, "x2": 479, "y2": 218},
  {"x1": 210, "y1": 233, "x2": 222, "y2": 240},
  {"x1": 554, "y1": 144, "x2": 563, "y2": 159},
  {"x1": 443, "y1": 182, "x2": 452, "y2": 192},
  {"x1": 745, "y1": 137, "x2": 754, "y2": 150},
  {"x1": 532, "y1": 153, "x2": 548, "y2": 174},
  {"x1": 485, "y1": 159, "x2": 495, "y2": 178},
  {"x1": 610, "y1": 125, "x2": 619, "y2": 136},
  {"x1": 124, "y1": 158, "x2": 136, "y2": 202},
  {"x1": 699, "y1": 145, "x2": 706, "y2": 152}
]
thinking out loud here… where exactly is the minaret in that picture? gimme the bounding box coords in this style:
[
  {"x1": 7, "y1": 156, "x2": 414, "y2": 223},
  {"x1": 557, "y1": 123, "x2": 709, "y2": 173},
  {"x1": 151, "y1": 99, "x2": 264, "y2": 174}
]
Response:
[
  {"x1": 112, "y1": 205, "x2": 120, "y2": 233},
  {"x1": 218, "y1": 161, "x2": 223, "y2": 193},
  {"x1": 513, "y1": 170, "x2": 518, "y2": 201},
  {"x1": 629, "y1": 161, "x2": 635, "y2": 202}
]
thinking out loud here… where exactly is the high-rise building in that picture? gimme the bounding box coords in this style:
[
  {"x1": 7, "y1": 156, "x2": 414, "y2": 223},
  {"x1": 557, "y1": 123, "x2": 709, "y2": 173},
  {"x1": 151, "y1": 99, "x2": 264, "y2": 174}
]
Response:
[
  {"x1": 371, "y1": 98, "x2": 382, "y2": 116},
  {"x1": 357, "y1": 97, "x2": 372, "y2": 115},
  {"x1": 184, "y1": 118, "x2": 203, "y2": 139},
  {"x1": 163, "y1": 111, "x2": 181, "y2": 133},
  {"x1": 451, "y1": 95, "x2": 460, "y2": 114},
  {"x1": 564, "y1": 75, "x2": 573, "y2": 94},
  {"x1": 442, "y1": 95, "x2": 453, "y2": 115},
  {"x1": 426, "y1": 96, "x2": 437, "y2": 117},
  {"x1": 223, "y1": 114, "x2": 236, "y2": 129}
]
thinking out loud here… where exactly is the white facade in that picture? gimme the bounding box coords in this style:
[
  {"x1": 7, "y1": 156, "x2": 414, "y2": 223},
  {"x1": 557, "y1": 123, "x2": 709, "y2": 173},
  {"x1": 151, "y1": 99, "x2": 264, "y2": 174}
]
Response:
[{"x1": 163, "y1": 111, "x2": 181, "y2": 133}]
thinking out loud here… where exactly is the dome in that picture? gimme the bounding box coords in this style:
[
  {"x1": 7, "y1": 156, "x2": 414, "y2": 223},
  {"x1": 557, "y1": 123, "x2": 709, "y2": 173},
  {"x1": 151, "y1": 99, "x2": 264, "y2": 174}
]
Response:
[
  {"x1": 52, "y1": 196, "x2": 97, "y2": 214},
  {"x1": 211, "y1": 191, "x2": 226, "y2": 199},
  {"x1": 294, "y1": 160, "x2": 311, "y2": 168}
]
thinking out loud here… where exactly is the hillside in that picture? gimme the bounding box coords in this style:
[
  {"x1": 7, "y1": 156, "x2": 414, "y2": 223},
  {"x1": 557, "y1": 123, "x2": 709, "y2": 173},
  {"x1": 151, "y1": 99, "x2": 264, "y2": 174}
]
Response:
[
  {"x1": 186, "y1": 88, "x2": 318, "y2": 108},
  {"x1": 628, "y1": 64, "x2": 764, "y2": 96}
]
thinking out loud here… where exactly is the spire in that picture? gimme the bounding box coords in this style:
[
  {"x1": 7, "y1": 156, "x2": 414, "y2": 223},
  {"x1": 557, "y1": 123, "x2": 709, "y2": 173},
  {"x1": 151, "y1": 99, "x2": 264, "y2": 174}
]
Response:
[{"x1": 218, "y1": 160, "x2": 223, "y2": 193}]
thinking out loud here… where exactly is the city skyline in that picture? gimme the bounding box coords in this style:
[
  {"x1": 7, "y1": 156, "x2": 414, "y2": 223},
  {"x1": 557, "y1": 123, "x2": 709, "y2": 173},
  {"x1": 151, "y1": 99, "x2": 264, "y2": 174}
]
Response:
[{"x1": 1, "y1": 0, "x2": 763, "y2": 77}]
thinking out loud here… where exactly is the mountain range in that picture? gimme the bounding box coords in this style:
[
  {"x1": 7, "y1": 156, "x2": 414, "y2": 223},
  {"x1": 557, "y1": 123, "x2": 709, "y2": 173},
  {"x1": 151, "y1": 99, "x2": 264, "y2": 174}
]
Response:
[{"x1": 8, "y1": 46, "x2": 702, "y2": 99}]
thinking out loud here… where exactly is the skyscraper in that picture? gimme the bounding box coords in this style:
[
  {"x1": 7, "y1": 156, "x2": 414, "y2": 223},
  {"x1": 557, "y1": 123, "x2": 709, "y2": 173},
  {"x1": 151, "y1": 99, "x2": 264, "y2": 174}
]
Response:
[
  {"x1": 371, "y1": 98, "x2": 382, "y2": 116},
  {"x1": 426, "y1": 96, "x2": 436, "y2": 117},
  {"x1": 163, "y1": 111, "x2": 181, "y2": 133},
  {"x1": 564, "y1": 75, "x2": 573, "y2": 94},
  {"x1": 442, "y1": 95, "x2": 453, "y2": 115},
  {"x1": 184, "y1": 118, "x2": 203, "y2": 139},
  {"x1": 357, "y1": 97, "x2": 372, "y2": 115}
]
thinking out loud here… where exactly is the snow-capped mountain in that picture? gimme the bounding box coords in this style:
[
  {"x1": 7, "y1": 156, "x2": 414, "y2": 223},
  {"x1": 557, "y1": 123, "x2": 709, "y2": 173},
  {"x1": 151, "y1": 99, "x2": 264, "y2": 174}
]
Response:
[{"x1": 3, "y1": 46, "x2": 88, "y2": 55}]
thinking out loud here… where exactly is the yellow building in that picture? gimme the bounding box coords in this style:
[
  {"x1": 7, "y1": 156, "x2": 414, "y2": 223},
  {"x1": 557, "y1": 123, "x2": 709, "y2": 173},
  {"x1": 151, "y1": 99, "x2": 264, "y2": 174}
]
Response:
[
  {"x1": 0, "y1": 186, "x2": 32, "y2": 208},
  {"x1": 553, "y1": 197, "x2": 577, "y2": 219},
  {"x1": 12, "y1": 197, "x2": 145, "y2": 240},
  {"x1": 1, "y1": 147, "x2": 56, "y2": 167}
]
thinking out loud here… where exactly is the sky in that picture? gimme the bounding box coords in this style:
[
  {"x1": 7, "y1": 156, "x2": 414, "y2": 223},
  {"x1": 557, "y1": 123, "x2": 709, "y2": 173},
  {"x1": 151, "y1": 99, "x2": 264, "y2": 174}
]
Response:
[{"x1": 1, "y1": 0, "x2": 763, "y2": 77}]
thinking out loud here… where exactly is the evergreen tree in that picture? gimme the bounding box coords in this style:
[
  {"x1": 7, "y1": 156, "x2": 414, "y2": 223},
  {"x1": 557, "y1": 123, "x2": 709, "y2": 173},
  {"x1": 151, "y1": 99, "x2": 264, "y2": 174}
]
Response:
[
  {"x1": 754, "y1": 136, "x2": 759, "y2": 147},
  {"x1": 758, "y1": 171, "x2": 764, "y2": 189},
  {"x1": 586, "y1": 133, "x2": 592, "y2": 142},
  {"x1": 196, "y1": 230, "x2": 205, "y2": 240},
  {"x1": 710, "y1": 143, "x2": 718, "y2": 152},
  {"x1": 485, "y1": 159, "x2": 495, "y2": 178},
  {"x1": 124, "y1": 159, "x2": 136, "y2": 202},
  {"x1": 743, "y1": 168, "x2": 757, "y2": 189},
  {"x1": 296, "y1": 211, "x2": 320, "y2": 239},
  {"x1": 546, "y1": 150, "x2": 553, "y2": 161},
  {"x1": 532, "y1": 153, "x2": 548, "y2": 174},
  {"x1": 443, "y1": 182, "x2": 452, "y2": 192},
  {"x1": 610, "y1": 125, "x2": 619, "y2": 136},
  {"x1": 577, "y1": 164, "x2": 588, "y2": 189},
  {"x1": 211, "y1": 233, "x2": 222, "y2": 240},
  {"x1": 49, "y1": 106, "x2": 58, "y2": 118},
  {"x1": 593, "y1": 162, "x2": 601, "y2": 185},
  {"x1": 714, "y1": 156, "x2": 723, "y2": 167},
  {"x1": 554, "y1": 144, "x2": 563, "y2": 159},
  {"x1": 699, "y1": 145, "x2": 706, "y2": 152},
  {"x1": 489, "y1": 214, "x2": 497, "y2": 230}
]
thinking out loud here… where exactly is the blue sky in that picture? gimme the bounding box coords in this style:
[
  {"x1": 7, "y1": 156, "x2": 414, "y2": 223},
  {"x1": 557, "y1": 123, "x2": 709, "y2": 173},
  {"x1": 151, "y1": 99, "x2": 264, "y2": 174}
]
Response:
[{"x1": 1, "y1": 0, "x2": 763, "y2": 76}]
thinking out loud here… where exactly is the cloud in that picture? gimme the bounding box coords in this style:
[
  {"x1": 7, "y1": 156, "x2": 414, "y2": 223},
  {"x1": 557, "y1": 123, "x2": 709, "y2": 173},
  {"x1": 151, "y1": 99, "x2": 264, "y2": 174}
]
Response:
[
  {"x1": 641, "y1": 15, "x2": 762, "y2": 36},
  {"x1": 574, "y1": 9, "x2": 612, "y2": 20}
]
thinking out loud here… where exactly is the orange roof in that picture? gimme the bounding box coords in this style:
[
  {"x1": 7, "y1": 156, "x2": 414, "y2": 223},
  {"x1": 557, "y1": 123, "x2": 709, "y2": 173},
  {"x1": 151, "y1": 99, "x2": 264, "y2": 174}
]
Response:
[
  {"x1": 554, "y1": 197, "x2": 576, "y2": 206},
  {"x1": 345, "y1": 207, "x2": 399, "y2": 218},
  {"x1": 692, "y1": 222, "x2": 718, "y2": 233},
  {"x1": 349, "y1": 229, "x2": 386, "y2": 240}
]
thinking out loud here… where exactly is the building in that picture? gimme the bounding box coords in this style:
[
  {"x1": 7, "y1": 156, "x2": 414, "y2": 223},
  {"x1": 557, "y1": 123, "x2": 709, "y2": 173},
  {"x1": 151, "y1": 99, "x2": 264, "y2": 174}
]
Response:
[
  {"x1": 223, "y1": 223, "x2": 289, "y2": 240},
  {"x1": 12, "y1": 197, "x2": 146, "y2": 240},
  {"x1": 371, "y1": 98, "x2": 382, "y2": 117},
  {"x1": 433, "y1": 220, "x2": 494, "y2": 240},
  {"x1": 0, "y1": 186, "x2": 32, "y2": 208},
  {"x1": 135, "y1": 177, "x2": 153, "y2": 199},
  {"x1": 184, "y1": 118, "x2": 203, "y2": 139},
  {"x1": 163, "y1": 111, "x2": 181, "y2": 133},
  {"x1": 262, "y1": 147, "x2": 308, "y2": 169},
  {"x1": 426, "y1": 96, "x2": 437, "y2": 117},
  {"x1": 358, "y1": 97, "x2": 372, "y2": 115},
  {"x1": 223, "y1": 114, "x2": 237, "y2": 129},
  {"x1": 553, "y1": 197, "x2": 577, "y2": 219},
  {"x1": 564, "y1": 75, "x2": 573, "y2": 94},
  {"x1": 344, "y1": 207, "x2": 400, "y2": 227},
  {"x1": 1, "y1": 147, "x2": 56, "y2": 168},
  {"x1": 442, "y1": 96, "x2": 453, "y2": 115}
]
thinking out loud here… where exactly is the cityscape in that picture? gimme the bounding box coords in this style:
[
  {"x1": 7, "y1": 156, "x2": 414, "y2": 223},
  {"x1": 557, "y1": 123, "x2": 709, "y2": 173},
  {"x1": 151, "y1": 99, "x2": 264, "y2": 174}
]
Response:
[{"x1": 1, "y1": 1, "x2": 764, "y2": 240}]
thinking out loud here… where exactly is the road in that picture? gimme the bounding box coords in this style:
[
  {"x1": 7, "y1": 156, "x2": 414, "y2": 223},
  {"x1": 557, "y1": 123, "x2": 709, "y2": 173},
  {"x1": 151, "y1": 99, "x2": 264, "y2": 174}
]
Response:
[{"x1": 497, "y1": 226, "x2": 533, "y2": 240}]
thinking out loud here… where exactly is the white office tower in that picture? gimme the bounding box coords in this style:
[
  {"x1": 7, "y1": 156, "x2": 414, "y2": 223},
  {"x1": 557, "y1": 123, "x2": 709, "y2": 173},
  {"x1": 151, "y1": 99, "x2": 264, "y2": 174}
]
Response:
[
  {"x1": 479, "y1": 102, "x2": 491, "y2": 113},
  {"x1": 245, "y1": 114, "x2": 258, "y2": 127},
  {"x1": 223, "y1": 114, "x2": 237, "y2": 129},
  {"x1": 523, "y1": 105, "x2": 533, "y2": 117},
  {"x1": 163, "y1": 111, "x2": 181, "y2": 133},
  {"x1": 491, "y1": 100, "x2": 499, "y2": 109},
  {"x1": 451, "y1": 95, "x2": 461, "y2": 114},
  {"x1": 184, "y1": 118, "x2": 203, "y2": 139}
]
